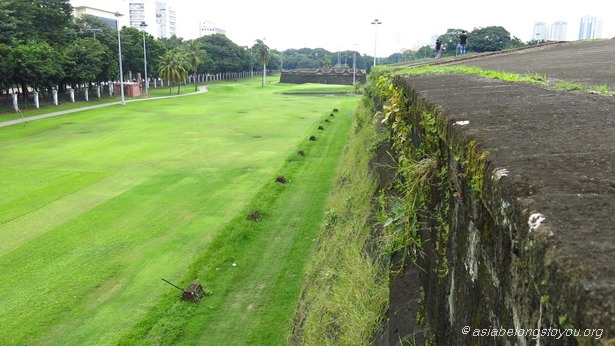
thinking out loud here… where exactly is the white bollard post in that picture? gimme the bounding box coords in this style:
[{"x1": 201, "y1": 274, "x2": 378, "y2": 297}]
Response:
[{"x1": 11, "y1": 93, "x2": 19, "y2": 112}]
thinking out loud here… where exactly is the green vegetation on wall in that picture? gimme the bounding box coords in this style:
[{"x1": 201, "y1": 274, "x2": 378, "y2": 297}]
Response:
[{"x1": 370, "y1": 72, "x2": 452, "y2": 279}]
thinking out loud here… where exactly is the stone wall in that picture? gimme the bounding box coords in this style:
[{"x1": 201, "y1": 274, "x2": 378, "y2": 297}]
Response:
[
  {"x1": 280, "y1": 68, "x2": 366, "y2": 86},
  {"x1": 377, "y1": 75, "x2": 613, "y2": 345}
]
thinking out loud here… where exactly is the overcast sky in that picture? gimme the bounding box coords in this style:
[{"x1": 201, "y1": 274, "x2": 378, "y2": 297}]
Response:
[{"x1": 75, "y1": 0, "x2": 614, "y2": 56}]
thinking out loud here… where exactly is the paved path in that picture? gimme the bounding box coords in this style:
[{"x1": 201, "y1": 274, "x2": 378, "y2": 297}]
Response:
[{"x1": 0, "y1": 85, "x2": 208, "y2": 128}]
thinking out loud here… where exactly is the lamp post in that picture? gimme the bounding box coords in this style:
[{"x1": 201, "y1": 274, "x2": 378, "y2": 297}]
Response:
[
  {"x1": 371, "y1": 19, "x2": 382, "y2": 66},
  {"x1": 140, "y1": 21, "x2": 149, "y2": 96},
  {"x1": 261, "y1": 37, "x2": 266, "y2": 87},
  {"x1": 352, "y1": 44, "x2": 357, "y2": 86},
  {"x1": 114, "y1": 12, "x2": 125, "y2": 105}
]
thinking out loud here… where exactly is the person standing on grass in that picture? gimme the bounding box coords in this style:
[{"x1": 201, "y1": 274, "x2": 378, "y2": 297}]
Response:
[
  {"x1": 435, "y1": 39, "x2": 442, "y2": 59},
  {"x1": 459, "y1": 31, "x2": 468, "y2": 54}
]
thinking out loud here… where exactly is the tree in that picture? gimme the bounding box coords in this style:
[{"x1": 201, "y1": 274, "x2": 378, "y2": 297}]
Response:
[
  {"x1": 281, "y1": 48, "x2": 352, "y2": 70},
  {"x1": 143, "y1": 38, "x2": 167, "y2": 81},
  {"x1": 62, "y1": 37, "x2": 108, "y2": 88},
  {"x1": 385, "y1": 50, "x2": 416, "y2": 64},
  {"x1": 321, "y1": 54, "x2": 332, "y2": 68},
  {"x1": 4, "y1": 0, "x2": 74, "y2": 46},
  {"x1": 117, "y1": 27, "x2": 144, "y2": 81},
  {"x1": 416, "y1": 45, "x2": 434, "y2": 59},
  {"x1": 157, "y1": 49, "x2": 189, "y2": 95},
  {"x1": 74, "y1": 14, "x2": 120, "y2": 83},
  {"x1": 0, "y1": 1, "x2": 19, "y2": 45},
  {"x1": 254, "y1": 39, "x2": 269, "y2": 86},
  {"x1": 184, "y1": 40, "x2": 203, "y2": 91},
  {"x1": 159, "y1": 35, "x2": 184, "y2": 51},
  {"x1": 12, "y1": 40, "x2": 64, "y2": 98},
  {"x1": 110, "y1": 26, "x2": 166, "y2": 85},
  {"x1": 0, "y1": 43, "x2": 15, "y2": 94},
  {"x1": 509, "y1": 36, "x2": 525, "y2": 49},
  {"x1": 268, "y1": 51, "x2": 282, "y2": 71},
  {"x1": 198, "y1": 34, "x2": 246, "y2": 73},
  {"x1": 469, "y1": 26, "x2": 513, "y2": 52}
]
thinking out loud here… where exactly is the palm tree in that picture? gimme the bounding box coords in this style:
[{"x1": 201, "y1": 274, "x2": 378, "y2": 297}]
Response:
[
  {"x1": 157, "y1": 49, "x2": 189, "y2": 95},
  {"x1": 185, "y1": 40, "x2": 203, "y2": 91},
  {"x1": 255, "y1": 39, "x2": 269, "y2": 87}
]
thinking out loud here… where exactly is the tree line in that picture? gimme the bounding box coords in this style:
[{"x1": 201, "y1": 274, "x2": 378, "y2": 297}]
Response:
[
  {"x1": 0, "y1": 0, "x2": 373, "y2": 100},
  {"x1": 0, "y1": 0, "x2": 548, "y2": 100}
]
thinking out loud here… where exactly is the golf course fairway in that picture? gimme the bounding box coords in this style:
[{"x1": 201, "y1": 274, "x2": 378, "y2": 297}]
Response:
[{"x1": 0, "y1": 79, "x2": 358, "y2": 345}]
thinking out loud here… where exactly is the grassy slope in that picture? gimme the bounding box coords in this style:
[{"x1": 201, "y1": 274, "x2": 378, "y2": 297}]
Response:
[
  {"x1": 0, "y1": 79, "x2": 356, "y2": 345},
  {"x1": 290, "y1": 101, "x2": 389, "y2": 345}
]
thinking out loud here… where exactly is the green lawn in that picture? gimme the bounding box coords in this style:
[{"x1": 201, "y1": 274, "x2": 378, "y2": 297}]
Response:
[{"x1": 0, "y1": 78, "x2": 357, "y2": 345}]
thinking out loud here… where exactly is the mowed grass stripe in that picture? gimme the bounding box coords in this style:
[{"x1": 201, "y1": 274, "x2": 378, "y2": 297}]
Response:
[
  {"x1": 0, "y1": 172, "x2": 146, "y2": 256},
  {"x1": 0, "y1": 79, "x2": 356, "y2": 345},
  {"x1": 120, "y1": 100, "x2": 355, "y2": 346},
  {"x1": 0, "y1": 169, "x2": 107, "y2": 224},
  {"x1": 1, "y1": 173, "x2": 221, "y2": 344}
]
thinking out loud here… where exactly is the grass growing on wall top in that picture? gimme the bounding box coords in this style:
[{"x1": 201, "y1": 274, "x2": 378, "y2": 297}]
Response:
[{"x1": 371, "y1": 64, "x2": 613, "y2": 96}]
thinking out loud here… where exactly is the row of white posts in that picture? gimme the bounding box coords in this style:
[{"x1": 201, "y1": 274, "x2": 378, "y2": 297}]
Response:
[
  {"x1": 12, "y1": 87, "x2": 100, "y2": 112},
  {"x1": 11, "y1": 71, "x2": 256, "y2": 112},
  {"x1": 145, "y1": 71, "x2": 256, "y2": 88},
  {"x1": 190, "y1": 71, "x2": 255, "y2": 83}
]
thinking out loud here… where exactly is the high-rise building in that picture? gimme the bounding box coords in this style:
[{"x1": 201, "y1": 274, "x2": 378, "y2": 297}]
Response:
[
  {"x1": 532, "y1": 22, "x2": 549, "y2": 41},
  {"x1": 70, "y1": 0, "x2": 176, "y2": 39},
  {"x1": 550, "y1": 21, "x2": 567, "y2": 41},
  {"x1": 156, "y1": 1, "x2": 176, "y2": 39},
  {"x1": 199, "y1": 21, "x2": 226, "y2": 37},
  {"x1": 127, "y1": 1, "x2": 176, "y2": 38},
  {"x1": 578, "y1": 15, "x2": 603, "y2": 40},
  {"x1": 73, "y1": 5, "x2": 119, "y2": 30}
]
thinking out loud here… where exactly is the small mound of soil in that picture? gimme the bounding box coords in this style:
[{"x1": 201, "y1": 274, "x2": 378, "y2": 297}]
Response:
[{"x1": 248, "y1": 210, "x2": 261, "y2": 221}]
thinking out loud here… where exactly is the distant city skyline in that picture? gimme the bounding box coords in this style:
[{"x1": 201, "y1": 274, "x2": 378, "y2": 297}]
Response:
[
  {"x1": 578, "y1": 15, "x2": 603, "y2": 40},
  {"x1": 533, "y1": 21, "x2": 568, "y2": 41}
]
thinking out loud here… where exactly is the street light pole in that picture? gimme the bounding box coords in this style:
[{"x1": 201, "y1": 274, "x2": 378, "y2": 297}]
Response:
[
  {"x1": 114, "y1": 12, "x2": 125, "y2": 105},
  {"x1": 140, "y1": 21, "x2": 149, "y2": 96},
  {"x1": 371, "y1": 19, "x2": 382, "y2": 66},
  {"x1": 352, "y1": 44, "x2": 357, "y2": 86}
]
